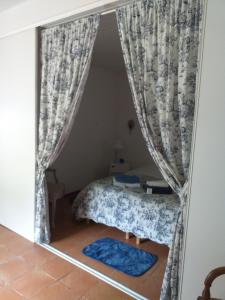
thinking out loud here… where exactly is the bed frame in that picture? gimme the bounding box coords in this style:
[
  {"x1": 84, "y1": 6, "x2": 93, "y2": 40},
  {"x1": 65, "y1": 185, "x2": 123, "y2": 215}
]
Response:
[{"x1": 86, "y1": 218, "x2": 141, "y2": 245}]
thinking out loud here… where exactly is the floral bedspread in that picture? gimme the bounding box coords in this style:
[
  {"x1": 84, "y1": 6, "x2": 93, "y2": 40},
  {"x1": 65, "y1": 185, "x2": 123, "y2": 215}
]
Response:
[{"x1": 72, "y1": 177, "x2": 180, "y2": 247}]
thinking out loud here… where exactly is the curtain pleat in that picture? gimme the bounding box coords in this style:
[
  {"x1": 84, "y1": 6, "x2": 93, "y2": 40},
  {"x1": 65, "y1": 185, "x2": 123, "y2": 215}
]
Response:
[
  {"x1": 35, "y1": 15, "x2": 100, "y2": 244},
  {"x1": 116, "y1": 1, "x2": 203, "y2": 298}
]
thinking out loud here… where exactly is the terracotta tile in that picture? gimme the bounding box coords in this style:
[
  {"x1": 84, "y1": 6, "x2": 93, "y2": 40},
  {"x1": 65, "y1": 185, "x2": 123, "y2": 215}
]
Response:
[
  {"x1": 133, "y1": 271, "x2": 163, "y2": 300},
  {"x1": 52, "y1": 223, "x2": 108, "y2": 252},
  {"x1": 6, "y1": 235, "x2": 33, "y2": 256},
  {"x1": 65, "y1": 246, "x2": 114, "y2": 277},
  {"x1": 0, "y1": 287, "x2": 25, "y2": 300},
  {"x1": 60, "y1": 268, "x2": 99, "y2": 297},
  {"x1": 65, "y1": 246, "x2": 87, "y2": 263},
  {"x1": 0, "y1": 279, "x2": 4, "y2": 287},
  {"x1": 41, "y1": 256, "x2": 75, "y2": 280},
  {"x1": 20, "y1": 245, "x2": 54, "y2": 266},
  {"x1": 83, "y1": 256, "x2": 115, "y2": 277},
  {"x1": 102, "y1": 229, "x2": 125, "y2": 240},
  {"x1": 0, "y1": 245, "x2": 16, "y2": 264},
  {"x1": 0, "y1": 257, "x2": 32, "y2": 284},
  {"x1": 11, "y1": 269, "x2": 55, "y2": 298},
  {"x1": 84, "y1": 281, "x2": 133, "y2": 300},
  {"x1": 31, "y1": 281, "x2": 79, "y2": 300},
  {"x1": 0, "y1": 229, "x2": 17, "y2": 245},
  {"x1": 51, "y1": 235, "x2": 78, "y2": 252}
]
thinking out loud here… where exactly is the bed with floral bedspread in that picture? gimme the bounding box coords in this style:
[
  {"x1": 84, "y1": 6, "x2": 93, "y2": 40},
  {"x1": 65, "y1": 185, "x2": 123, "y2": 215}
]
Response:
[{"x1": 72, "y1": 177, "x2": 180, "y2": 247}]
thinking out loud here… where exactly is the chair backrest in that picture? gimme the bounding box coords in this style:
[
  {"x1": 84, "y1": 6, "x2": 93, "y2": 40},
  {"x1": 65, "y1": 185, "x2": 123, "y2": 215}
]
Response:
[{"x1": 197, "y1": 267, "x2": 225, "y2": 300}]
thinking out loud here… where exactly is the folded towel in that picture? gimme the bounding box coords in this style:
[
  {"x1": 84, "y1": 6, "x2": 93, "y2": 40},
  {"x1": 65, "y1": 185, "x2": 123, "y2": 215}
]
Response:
[
  {"x1": 144, "y1": 184, "x2": 172, "y2": 194},
  {"x1": 146, "y1": 179, "x2": 169, "y2": 188},
  {"x1": 113, "y1": 177, "x2": 141, "y2": 188},
  {"x1": 114, "y1": 182, "x2": 141, "y2": 188},
  {"x1": 114, "y1": 175, "x2": 140, "y2": 184}
]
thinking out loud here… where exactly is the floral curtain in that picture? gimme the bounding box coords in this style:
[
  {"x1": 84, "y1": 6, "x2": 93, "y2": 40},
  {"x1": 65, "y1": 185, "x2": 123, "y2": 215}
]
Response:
[
  {"x1": 116, "y1": 1, "x2": 203, "y2": 299},
  {"x1": 35, "y1": 15, "x2": 100, "y2": 244}
]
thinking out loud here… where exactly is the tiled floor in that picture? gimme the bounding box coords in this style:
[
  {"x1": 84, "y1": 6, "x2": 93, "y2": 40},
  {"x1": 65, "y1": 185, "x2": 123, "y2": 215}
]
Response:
[
  {"x1": 50, "y1": 198, "x2": 169, "y2": 300},
  {"x1": 0, "y1": 225, "x2": 132, "y2": 300}
]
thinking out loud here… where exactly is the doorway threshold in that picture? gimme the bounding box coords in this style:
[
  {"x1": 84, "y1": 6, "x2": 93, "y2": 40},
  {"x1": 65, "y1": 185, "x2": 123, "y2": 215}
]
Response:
[{"x1": 40, "y1": 242, "x2": 149, "y2": 300}]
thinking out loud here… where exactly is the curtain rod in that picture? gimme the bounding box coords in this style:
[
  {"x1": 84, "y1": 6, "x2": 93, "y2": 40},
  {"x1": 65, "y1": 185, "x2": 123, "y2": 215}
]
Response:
[
  {"x1": 41, "y1": 0, "x2": 134, "y2": 29},
  {"x1": 101, "y1": 9, "x2": 115, "y2": 16}
]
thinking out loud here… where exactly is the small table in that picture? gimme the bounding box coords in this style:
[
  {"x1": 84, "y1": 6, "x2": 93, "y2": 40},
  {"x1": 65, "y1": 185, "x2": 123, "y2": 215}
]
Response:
[{"x1": 109, "y1": 162, "x2": 130, "y2": 175}]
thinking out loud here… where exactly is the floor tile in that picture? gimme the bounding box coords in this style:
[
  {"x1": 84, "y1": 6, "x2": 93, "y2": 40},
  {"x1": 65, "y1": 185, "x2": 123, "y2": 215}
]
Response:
[
  {"x1": 65, "y1": 246, "x2": 87, "y2": 263},
  {"x1": 6, "y1": 235, "x2": 33, "y2": 256},
  {"x1": 41, "y1": 256, "x2": 75, "y2": 280},
  {"x1": 0, "y1": 257, "x2": 32, "y2": 284},
  {"x1": 0, "y1": 230, "x2": 17, "y2": 246},
  {"x1": 65, "y1": 246, "x2": 115, "y2": 277},
  {"x1": 31, "y1": 281, "x2": 79, "y2": 300},
  {"x1": 1, "y1": 225, "x2": 134, "y2": 300},
  {"x1": 0, "y1": 287, "x2": 26, "y2": 300},
  {"x1": 20, "y1": 245, "x2": 55, "y2": 266},
  {"x1": 51, "y1": 235, "x2": 79, "y2": 252},
  {"x1": 60, "y1": 268, "x2": 99, "y2": 297},
  {"x1": 84, "y1": 281, "x2": 133, "y2": 300},
  {"x1": 11, "y1": 269, "x2": 55, "y2": 298},
  {"x1": 0, "y1": 245, "x2": 16, "y2": 264}
]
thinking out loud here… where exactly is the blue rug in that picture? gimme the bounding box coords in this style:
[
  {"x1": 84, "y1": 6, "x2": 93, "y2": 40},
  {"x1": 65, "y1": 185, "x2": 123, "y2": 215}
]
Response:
[{"x1": 82, "y1": 237, "x2": 157, "y2": 276}]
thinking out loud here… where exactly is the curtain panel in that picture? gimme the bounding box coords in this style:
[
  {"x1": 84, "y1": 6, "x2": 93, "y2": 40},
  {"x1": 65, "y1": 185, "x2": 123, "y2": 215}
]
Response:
[
  {"x1": 116, "y1": 0, "x2": 203, "y2": 299},
  {"x1": 35, "y1": 15, "x2": 100, "y2": 244}
]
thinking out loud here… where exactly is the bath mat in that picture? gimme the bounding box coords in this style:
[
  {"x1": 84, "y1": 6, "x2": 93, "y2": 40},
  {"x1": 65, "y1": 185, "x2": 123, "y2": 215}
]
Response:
[{"x1": 82, "y1": 237, "x2": 157, "y2": 276}]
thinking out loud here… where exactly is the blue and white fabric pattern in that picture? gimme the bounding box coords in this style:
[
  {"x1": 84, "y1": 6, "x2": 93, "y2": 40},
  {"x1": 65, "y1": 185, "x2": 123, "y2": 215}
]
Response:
[
  {"x1": 35, "y1": 15, "x2": 100, "y2": 243},
  {"x1": 116, "y1": 1, "x2": 203, "y2": 299},
  {"x1": 72, "y1": 177, "x2": 180, "y2": 247}
]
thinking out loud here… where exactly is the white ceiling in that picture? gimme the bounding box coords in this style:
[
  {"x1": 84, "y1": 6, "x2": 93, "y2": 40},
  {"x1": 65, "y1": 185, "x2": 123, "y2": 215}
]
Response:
[
  {"x1": 0, "y1": 0, "x2": 29, "y2": 12},
  {"x1": 92, "y1": 13, "x2": 126, "y2": 73}
]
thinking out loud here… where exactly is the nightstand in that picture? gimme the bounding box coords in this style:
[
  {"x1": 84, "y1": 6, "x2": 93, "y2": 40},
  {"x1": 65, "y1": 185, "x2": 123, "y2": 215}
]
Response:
[{"x1": 109, "y1": 162, "x2": 130, "y2": 175}]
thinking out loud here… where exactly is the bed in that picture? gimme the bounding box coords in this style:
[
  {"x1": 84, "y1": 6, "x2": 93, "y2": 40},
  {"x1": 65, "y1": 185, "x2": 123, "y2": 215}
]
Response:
[{"x1": 72, "y1": 174, "x2": 180, "y2": 247}]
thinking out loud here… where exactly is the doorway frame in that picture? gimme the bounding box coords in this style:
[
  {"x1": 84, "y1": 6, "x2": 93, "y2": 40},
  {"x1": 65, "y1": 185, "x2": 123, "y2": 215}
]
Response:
[{"x1": 35, "y1": 1, "x2": 207, "y2": 299}]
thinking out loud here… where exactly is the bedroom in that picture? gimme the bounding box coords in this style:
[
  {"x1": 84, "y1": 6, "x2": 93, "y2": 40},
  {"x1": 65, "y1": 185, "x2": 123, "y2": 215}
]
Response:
[
  {"x1": 46, "y1": 13, "x2": 171, "y2": 300},
  {"x1": 2, "y1": 1, "x2": 225, "y2": 300}
]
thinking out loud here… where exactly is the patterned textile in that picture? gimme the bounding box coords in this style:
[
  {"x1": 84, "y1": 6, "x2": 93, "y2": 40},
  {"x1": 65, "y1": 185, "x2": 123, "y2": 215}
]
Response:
[
  {"x1": 72, "y1": 177, "x2": 179, "y2": 247},
  {"x1": 116, "y1": 1, "x2": 203, "y2": 299},
  {"x1": 35, "y1": 15, "x2": 100, "y2": 243}
]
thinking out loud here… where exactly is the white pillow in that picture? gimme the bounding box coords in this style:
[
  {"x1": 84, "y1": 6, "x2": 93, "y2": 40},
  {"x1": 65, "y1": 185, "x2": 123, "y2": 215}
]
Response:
[{"x1": 146, "y1": 179, "x2": 169, "y2": 188}]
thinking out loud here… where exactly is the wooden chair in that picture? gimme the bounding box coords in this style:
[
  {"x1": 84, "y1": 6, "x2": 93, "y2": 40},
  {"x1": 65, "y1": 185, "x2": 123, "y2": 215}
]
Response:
[
  {"x1": 197, "y1": 267, "x2": 225, "y2": 300},
  {"x1": 46, "y1": 168, "x2": 65, "y2": 228}
]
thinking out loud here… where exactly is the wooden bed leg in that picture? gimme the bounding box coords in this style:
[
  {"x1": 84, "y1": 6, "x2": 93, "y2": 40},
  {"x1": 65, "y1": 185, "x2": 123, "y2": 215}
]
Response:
[
  {"x1": 136, "y1": 237, "x2": 140, "y2": 245},
  {"x1": 125, "y1": 232, "x2": 130, "y2": 240},
  {"x1": 86, "y1": 218, "x2": 90, "y2": 224}
]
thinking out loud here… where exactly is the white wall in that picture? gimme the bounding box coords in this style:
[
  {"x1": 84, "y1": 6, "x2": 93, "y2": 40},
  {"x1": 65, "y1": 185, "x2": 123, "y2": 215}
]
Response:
[
  {"x1": 0, "y1": 0, "x2": 224, "y2": 298},
  {"x1": 115, "y1": 71, "x2": 162, "y2": 176},
  {"x1": 0, "y1": 28, "x2": 36, "y2": 242},
  {"x1": 181, "y1": 1, "x2": 225, "y2": 299},
  {"x1": 54, "y1": 65, "x2": 157, "y2": 193},
  {"x1": 53, "y1": 66, "x2": 117, "y2": 192},
  {"x1": 0, "y1": 0, "x2": 120, "y2": 38}
]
